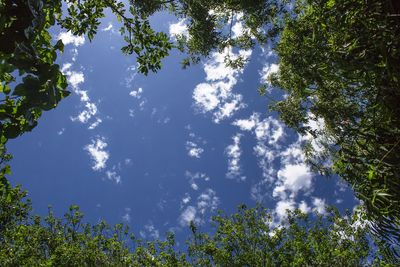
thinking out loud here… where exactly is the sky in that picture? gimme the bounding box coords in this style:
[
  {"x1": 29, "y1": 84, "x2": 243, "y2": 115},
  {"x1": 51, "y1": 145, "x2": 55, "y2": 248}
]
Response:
[{"x1": 8, "y1": 9, "x2": 358, "y2": 244}]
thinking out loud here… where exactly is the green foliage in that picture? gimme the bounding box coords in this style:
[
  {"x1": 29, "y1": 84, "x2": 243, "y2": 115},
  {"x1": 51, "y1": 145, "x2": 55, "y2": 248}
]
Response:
[
  {"x1": 169, "y1": 0, "x2": 287, "y2": 67},
  {"x1": 1, "y1": 187, "x2": 395, "y2": 266},
  {"x1": 188, "y1": 204, "x2": 379, "y2": 266},
  {"x1": 0, "y1": 184, "x2": 189, "y2": 266},
  {"x1": 269, "y1": 0, "x2": 400, "y2": 252}
]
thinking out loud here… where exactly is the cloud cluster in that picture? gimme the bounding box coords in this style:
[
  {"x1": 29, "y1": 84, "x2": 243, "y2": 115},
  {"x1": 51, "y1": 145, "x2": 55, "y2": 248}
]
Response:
[
  {"x1": 233, "y1": 113, "x2": 284, "y2": 183},
  {"x1": 185, "y1": 171, "x2": 210, "y2": 191},
  {"x1": 193, "y1": 48, "x2": 251, "y2": 123},
  {"x1": 186, "y1": 141, "x2": 204, "y2": 158},
  {"x1": 179, "y1": 188, "x2": 219, "y2": 226},
  {"x1": 232, "y1": 112, "x2": 328, "y2": 222},
  {"x1": 185, "y1": 127, "x2": 207, "y2": 159}
]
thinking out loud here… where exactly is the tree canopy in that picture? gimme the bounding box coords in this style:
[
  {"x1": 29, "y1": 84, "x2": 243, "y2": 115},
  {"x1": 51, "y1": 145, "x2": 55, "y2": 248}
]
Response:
[
  {"x1": 269, "y1": 0, "x2": 400, "y2": 251},
  {"x1": 1, "y1": 184, "x2": 393, "y2": 266}
]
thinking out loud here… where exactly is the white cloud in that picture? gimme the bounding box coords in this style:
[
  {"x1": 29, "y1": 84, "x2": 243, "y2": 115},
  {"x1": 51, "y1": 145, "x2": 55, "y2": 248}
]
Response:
[
  {"x1": 105, "y1": 170, "x2": 121, "y2": 184},
  {"x1": 193, "y1": 83, "x2": 220, "y2": 112},
  {"x1": 233, "y1": 113, "x2": 284, "y2": 144},
  {"x1": 179, "y1": 188, "x2": 220, "y2": 226},
  {"x1": 192, "y1": 47, "x2": 251, "y2": 123},
  {"x1": 169, "y1": 19, "x2": 188, "y2": 38},
  {"x1": 275, "y1": 199, "x2": 296, "y2": 220},
  {"x1": 122, "y1": 208, "x2": 131, "y2": 223},
  {"x1": 63, "y1": 67, "x2": 102, "y2": 128},
  {"x1": 129, "y1": 87, "x2": 143, "y2": 99},
  {"x1": 226, "y1": 134, "x2": 245, "y2": 181},
  {"x1": 280, "y1": 139, "x2": 305, "y2": 165},
  {"x1": 141, "y1": 222, "x2": 160, "y2": 239},
  {"x1": 186, "y1": 141, "x2": 204, "y2": 158},
  {"x1": 88, "y1": 118, "x2": 102, "y2": 130},
  {"x1": 275, "y1": 164, "x2": 313, "y2": 199},
  {"x1": 57, "y1": 128, "x2": 65, "y2": 135},
  {"x1": 57, "y1": 31, "x2": 85, "y2": 46},
  {"x1": 312, "y1": 197, "x2": 327, "y2": 215},
  {"x1": 124, "y1": 158, "x2": 132, "y2": 165},
  {"x1": 233, "y1": 113, "x2": 285, "y2": 184},
  {"x1": 179, "y1": 206, "x2": 197, "y2": 226},
  {"x1": 232, "y1": 113, "x2": 259, "y2": 131},
  {"x1": 101, "y1": 22, "x2": 113, "y2": 32},
  {"x1": 230, "y1": 13, "x2": 251, "y2": 39},
  {"x1": 260, "y1": 63, "x2": 279, "y2": 85},
  {"x1": 68, "y1": 71, "x2": 85, "y2": 89},
  {"x1": 299, "y1": 200, "x2": 311, "y2": 214},
  {"x1": 213, "y1": 94, "x2": 246, "y2": 123},
  {"x1": 254, "y1": 117, "x2": 284, "y2": 144},
  {"x1": 84, "y1": 137, "x2": 109, "y2": 171},
  {"x1": 61, "y1": 63, "x2": 72, "y2": 73},
  {"x1": 185, "y1": 171, "x2": 210, "y2": 191},
  {"x1": 123, "y1": 65, "x2": 137, "y2": 89},
  {"x1": 71, "y1": 48, "x2": 78, "y2": 61},
  {"x1": 181, "y1": 193, "x2": 191, "y2": 207},
  {"x1": 72, "y1": 102, "x2": 98, "y2": 124},
  {"x1": 197, "y1": 189, "x2": 219, "y2": 215}
]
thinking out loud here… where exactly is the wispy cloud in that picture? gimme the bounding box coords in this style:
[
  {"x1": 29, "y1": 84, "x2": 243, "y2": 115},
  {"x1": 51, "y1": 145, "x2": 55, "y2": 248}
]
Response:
[
  {"x1": 101, "y1": 22, "x2": 115, "y2": 32},
  {"x1": 185, "y1": 171, "x2": 210, "y2": 191},
  {"x1": 105, "y1": 170, "x2": 121, "y2": 184},
  {"x1": 122, "y1": 207, "x2": 131, "y2": 223},
  {"x1": 226, "y1": 133, "x2": 245, "y2": 181},
  {"x1": 140, "y1": 222, "x2": 160, "y2": 240},
  {"x1": 62, "y1": 63, "x2": 102, "y2": 129},
  {"x1": 57, "y1": 128, "x2": 65, "y2": 136},
  {"x1": 179, "y1": 188, "x2": 219, "y2": 226}
]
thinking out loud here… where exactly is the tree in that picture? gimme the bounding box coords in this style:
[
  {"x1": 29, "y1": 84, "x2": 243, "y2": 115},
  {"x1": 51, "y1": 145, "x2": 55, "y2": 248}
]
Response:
[
  {"x1": 0, "y1": 182, "x2": 189, "y2": 266},
  {"x1": 268, "y1": 0, "x2": 400, "y2": 253},
  {"x1": 188, "y1": 205, "x2": 385, "y2": 266},
  {"x1": 1, "y1": 184, "x2": 393, "y2": 266}
]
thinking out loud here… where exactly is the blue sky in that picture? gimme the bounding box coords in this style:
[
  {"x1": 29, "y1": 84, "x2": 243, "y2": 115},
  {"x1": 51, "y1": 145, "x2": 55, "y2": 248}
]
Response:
[{"x1": 8, "y1": 11, "x2": 357, "y2": 243}]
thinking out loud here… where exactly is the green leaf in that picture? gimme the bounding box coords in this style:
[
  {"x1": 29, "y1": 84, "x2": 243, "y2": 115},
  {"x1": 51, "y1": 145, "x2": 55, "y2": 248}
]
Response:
[{"x1": 54, "y1": 39, "x2": 65, "y2": 53}]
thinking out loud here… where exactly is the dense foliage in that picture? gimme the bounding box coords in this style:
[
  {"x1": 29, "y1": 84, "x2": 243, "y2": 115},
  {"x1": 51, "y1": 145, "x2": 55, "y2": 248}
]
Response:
[
  {"x1": 1, "y1": 184, "x2": 392, "y2": 266},
  {"x1": 269, "y1": 0, "x2": 400, "y2": 251}
]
